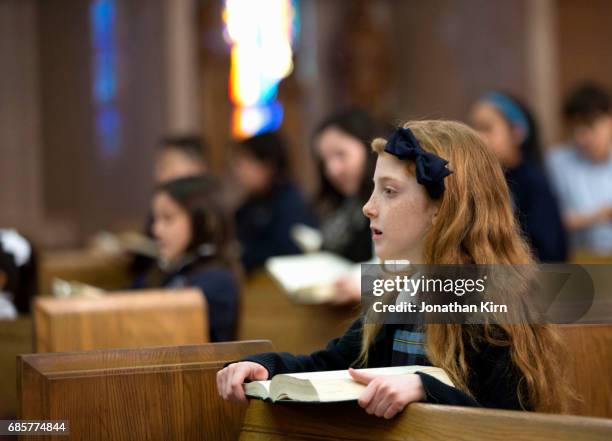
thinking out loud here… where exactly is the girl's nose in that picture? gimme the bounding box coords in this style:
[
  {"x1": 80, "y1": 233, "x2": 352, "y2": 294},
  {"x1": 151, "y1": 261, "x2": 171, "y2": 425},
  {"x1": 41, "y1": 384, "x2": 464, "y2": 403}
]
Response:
[
  {"x1": 362, "y1": 195, "x2": 377, "y2": 219},
  {"x1": 152, "y1": 221, "x2": 162, "y2": 240}
]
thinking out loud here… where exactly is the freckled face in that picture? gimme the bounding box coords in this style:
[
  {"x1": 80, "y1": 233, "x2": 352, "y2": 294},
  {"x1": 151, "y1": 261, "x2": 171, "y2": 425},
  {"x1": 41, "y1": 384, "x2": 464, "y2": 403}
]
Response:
[{"x1": 362, "y1": 153, "x2": 438, "y2": 262}]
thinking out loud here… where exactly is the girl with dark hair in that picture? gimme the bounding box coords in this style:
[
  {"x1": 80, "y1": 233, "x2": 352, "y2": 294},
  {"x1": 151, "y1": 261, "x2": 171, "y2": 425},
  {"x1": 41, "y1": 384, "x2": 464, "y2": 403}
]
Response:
[
  {"x1": 313, "y1": 108, "x2": 389, "y2": 262},
  {"x1": 470, "y1": 92, "x2": 568, "y2": 262},
  {"x1": 134, "y1": 174, "x2": 239, "y2": 342},
  {"x1": 233, "y1": 131, "x2": 317, "y2": 273},
  {"x1": 311, "y1": 108, "x2": 392, "y2": 303}
]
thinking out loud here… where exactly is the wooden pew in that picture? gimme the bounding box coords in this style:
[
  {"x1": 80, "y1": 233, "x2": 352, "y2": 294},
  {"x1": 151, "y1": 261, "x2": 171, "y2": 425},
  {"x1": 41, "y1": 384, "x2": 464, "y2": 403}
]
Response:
[
  {"x1": 570, "y1": 251, "x2": 612, "y2": 264},
  {"x1": 561, "y1": 324, "x2": 612, "y2": 418},
  {"x1": 240, "y1": 400, "x2": 612, "y2": 441},
  {"x1": 34, "y1": 288, "x2": 208, "y2": 352},
  {"x1": 0, "y1": 317, "x2": 32, "y2": 417},
  {"x1": 19, "y1": 340, "x2": 273, "y2": 441},
  {"x1": 39, "y1": 249, "x2": 131, "y2": 294},
  {"x1": 237, "y1": 273, "x2": 612, "y2": 418},
  {"x1": 239, "y1": 271, "x2": 356, "y2": 354}
]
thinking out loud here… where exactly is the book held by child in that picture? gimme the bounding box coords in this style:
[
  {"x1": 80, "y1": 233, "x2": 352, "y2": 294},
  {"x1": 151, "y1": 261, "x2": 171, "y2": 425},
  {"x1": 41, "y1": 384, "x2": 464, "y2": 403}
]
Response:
[{"x1": 244, "y1": 365, "x2": 453, "y2": 403}]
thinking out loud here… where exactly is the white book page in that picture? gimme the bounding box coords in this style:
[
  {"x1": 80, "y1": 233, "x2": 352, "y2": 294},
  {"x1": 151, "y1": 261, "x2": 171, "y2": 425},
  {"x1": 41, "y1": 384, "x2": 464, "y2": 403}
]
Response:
[
  {"x1": 244, "y1": 380, "x2": 272, "y2": 398},
  {"x1": 265, "y1": 252, "x2": 353, "y2": 293},
  {"x1": 282, "y1": 365, "x2": 434, "y2": 381},
  {"x1": 281, "y1": 365, "x2": 454, "y2": 389}
]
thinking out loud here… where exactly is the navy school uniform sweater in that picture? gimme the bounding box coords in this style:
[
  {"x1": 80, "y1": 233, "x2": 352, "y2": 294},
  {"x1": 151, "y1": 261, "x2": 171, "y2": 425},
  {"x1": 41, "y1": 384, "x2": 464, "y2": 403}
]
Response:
[
  {"x1": 505, "y1": 161, "x2": 568, "y2": 262},
  {"x1": 242, "y1": 318, "x2": 528, "y2": 410},
  {"x1": 133, "y1": 255, "x2": 239, "y2": 342},
  {"x1": 235, "y1": 182, "x2": 318, "y2": 273}
]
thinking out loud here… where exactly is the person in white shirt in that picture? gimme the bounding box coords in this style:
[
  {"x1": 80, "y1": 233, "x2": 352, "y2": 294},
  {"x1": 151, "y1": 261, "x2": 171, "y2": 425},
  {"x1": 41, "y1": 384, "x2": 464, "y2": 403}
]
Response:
[{"x1": 546, "y1": 83, "x2": 612, "y2": 254}]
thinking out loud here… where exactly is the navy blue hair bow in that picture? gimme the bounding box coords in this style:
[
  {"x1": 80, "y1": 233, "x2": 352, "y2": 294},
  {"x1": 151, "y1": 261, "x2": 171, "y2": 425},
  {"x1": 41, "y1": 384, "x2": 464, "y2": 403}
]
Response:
[{"x1": 384, "y1": 127, "x2": 452, "y2": 199}]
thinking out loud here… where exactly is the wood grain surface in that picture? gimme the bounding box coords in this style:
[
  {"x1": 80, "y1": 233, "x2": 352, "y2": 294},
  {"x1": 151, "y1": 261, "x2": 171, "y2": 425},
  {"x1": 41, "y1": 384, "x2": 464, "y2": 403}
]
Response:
[
  {"x1": 34, "y1": 288, "x2": 208, "y2": 352},
  {"x1": 240, "y1": 400, "x2": 612, "y2": 441},
  {"x1": 19, "y1": 340, "x2": 273, "y2": 441},
  {"x1": 39, "y1": 250, "x2": 131, "y2": 293},
  {"x1": 0, "y1": 316, "x2": 32, "y2": 417},
  {"x1": 560, "y1": 324, "x2": 612, "y2": 418},
  {"x1": 239, "y1": 271, "x2": 356, "y2": 354}
]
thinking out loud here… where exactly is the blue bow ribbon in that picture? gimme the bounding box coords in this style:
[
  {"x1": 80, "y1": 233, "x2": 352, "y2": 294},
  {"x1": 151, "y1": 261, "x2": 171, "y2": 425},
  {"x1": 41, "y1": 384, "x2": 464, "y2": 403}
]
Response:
[{"x1": 384, "y1": 127, "x2": 452, "y2": 199}]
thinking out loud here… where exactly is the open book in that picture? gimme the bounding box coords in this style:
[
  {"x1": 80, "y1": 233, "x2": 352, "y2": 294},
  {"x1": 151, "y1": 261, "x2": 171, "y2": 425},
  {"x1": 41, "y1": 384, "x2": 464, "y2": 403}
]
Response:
[
  {"x1": 91, "y1": 231, "x2": 158, "y2": 258},
  {"x1": 244, "y1": 365, "x2": 453, "y2": 403},
  {"x1": 265, "y1": 252, "x2": 354, "y2": 304},
  {"x1": 52, "y1": 278, "x2": 105, "y2": 298}
]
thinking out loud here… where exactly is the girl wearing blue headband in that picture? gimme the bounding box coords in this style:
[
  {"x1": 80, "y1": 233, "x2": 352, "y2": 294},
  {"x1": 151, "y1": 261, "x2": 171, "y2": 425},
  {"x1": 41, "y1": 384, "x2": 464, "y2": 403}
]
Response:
[{"x1": 471, "y1": 91, "x2": 567, "y2": 263}]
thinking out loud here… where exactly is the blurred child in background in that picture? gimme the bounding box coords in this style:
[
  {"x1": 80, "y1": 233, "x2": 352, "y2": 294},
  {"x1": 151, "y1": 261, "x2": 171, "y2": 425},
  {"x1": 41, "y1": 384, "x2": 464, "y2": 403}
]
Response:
[
  {"x1": 546, "y1": 83, "x2": 612, "y2": 254},
  {"x1": 470, "y1": 91, "x2": 567, "y2": 262},
  {"x1": 313, "y1": 109, "x2": 388, "y2": 262},
  {"x1": 129, "y1": 135, "x2": 209, "y2": 279},
  {"x1": 134, "y1": 175, "x2": 239, "y2": 342},
  {"x1": 155, "y1": 135, "x2": 208, "y2": 184},
  {"x1": 233, "y1": 131, "x2": 317, "y2": 273},
  {"x1": 312, "y1": 109, "x2": 392, "y2": 303},
  {"x1": 0, "y1": 229, "x2": 37, "y2": 318}
]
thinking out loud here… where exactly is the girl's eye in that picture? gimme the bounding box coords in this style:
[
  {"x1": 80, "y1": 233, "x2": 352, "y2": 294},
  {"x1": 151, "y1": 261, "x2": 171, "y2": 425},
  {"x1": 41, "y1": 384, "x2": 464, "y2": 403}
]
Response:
[{"x1": 383, "y1": 187, "x2": 396, "y2": 196}]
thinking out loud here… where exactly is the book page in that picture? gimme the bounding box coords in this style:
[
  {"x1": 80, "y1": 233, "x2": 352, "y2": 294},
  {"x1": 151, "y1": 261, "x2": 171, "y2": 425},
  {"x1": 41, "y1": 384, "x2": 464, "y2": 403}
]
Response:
[
  {"x1": 292, "y1": 284, "x2": 336, "y2": 304},
  {"x1": 283, "y1": 365, "x2": 453, "y2": 390},
  {"x1": 282, "y1": 365, "x2": 446, "y2": 382},
  {"x1": 244, "y1": 380, "x2": 272, "y2": 400},
  {"x1": 269, "y1": 366, "x2": 453, "y2": 403},
  {"x1": 255, "y1": 366, "x2": 454, "y2": 403},
  {"x1": 284, "y1": 378, "x2": 366, "y2": 402},
  {"x1": 265, "y1": 252, "x2": 353, "y2": 293}
]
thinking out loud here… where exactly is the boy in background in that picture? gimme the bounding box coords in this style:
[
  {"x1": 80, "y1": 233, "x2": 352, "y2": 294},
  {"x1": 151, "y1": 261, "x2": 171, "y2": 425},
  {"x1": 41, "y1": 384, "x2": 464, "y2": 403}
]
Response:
[{"x1": 546, "y1": 83, "x2": 612, "y2": 254}]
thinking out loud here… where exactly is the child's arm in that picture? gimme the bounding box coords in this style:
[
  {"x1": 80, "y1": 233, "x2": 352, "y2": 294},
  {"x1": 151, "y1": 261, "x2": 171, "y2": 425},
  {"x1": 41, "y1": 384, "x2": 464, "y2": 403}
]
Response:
[
  {"x1": 414, "y1": 372, "x2": 482, "y2": 407},
  {"x1": 241, "y1": 318, "x2": 363, "y2": 377},
  {"x1": 218, "y1": 318, "x2": 364, "y2": 401},
  {"x1": 563, "y1": 205, "x2": 612, "y2": 231}
]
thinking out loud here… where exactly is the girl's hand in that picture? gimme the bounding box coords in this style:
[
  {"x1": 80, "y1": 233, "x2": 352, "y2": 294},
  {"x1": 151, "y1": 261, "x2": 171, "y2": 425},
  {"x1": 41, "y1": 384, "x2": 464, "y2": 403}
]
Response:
[
  {"x1": 217, "y1": 361, "x2": 269, "y2": 402},
  {"x1": 349, "y1": 368, "x2": 425, "y2": 419},
  {"x1": 331, "y1": 276, "x2": 361, "y2": 305}
]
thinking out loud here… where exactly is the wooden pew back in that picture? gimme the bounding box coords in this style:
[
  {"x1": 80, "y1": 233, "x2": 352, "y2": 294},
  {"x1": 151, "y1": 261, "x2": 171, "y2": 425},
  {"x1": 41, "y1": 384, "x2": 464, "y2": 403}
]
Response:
[
  {"x1": 19, "y1": 340, "x2": 273, "y2": 441},
  {"x1": 570, "y1": 251, "x2": 612, "y2": 264},
  {"x1": 239, "y1": 274, "x2": 612, "y2": 418},
  {"x1": 34, "y1": 288, "x2": 208, "y2": 352},
  {"x1": 561, "y1": 324, "x2": 612, "y2": 418},
  {"x1": 240, "y1": 400, "x2": 612, "y2": 441},
  {"x1": 39, "y1": 249, "x2": 131, "y2": 293},
  {"x1": 239, "y1": 271, "x2": 355, "y2": 354},
  {"x1": 0, "y1": 317, "x2": 32, "y2": 417}
]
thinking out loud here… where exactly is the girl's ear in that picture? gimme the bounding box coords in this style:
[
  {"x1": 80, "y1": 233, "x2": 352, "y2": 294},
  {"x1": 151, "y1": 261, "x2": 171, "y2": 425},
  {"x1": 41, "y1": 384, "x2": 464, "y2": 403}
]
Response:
[{"x1": 429, "y1": 203, "x2": 441, "y2": 226}]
